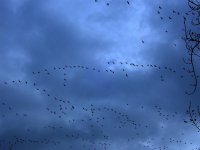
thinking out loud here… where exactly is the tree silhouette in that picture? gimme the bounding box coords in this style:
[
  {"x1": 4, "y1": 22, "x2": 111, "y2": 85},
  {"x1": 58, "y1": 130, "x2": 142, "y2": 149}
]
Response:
[
  {"x1": 183, "y1": 0, "x2": 200, "y2": 95},
  {"x1": 184, "y1": 101, "x2": 200, "y2": 132},
  {"x1": 184, "y1": 0, "x2": 200, "y2": 133}
]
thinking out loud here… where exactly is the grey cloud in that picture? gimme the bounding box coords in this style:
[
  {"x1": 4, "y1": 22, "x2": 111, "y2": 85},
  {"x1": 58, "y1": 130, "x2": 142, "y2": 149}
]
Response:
[{"x1": 0, "y1": 0, "x2": 200, "y2": 150}]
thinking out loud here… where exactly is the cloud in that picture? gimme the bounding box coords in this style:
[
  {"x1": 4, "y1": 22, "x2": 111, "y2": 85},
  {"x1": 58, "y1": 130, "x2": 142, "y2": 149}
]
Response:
[{"x1": 0, "y1": 0, "x2": 200, "y2": 150}]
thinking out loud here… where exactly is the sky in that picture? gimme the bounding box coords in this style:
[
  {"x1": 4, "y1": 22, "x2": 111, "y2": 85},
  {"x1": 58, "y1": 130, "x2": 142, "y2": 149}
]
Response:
[{"x1": 0, "y1": 0, "x2": 200, "y2": 150}]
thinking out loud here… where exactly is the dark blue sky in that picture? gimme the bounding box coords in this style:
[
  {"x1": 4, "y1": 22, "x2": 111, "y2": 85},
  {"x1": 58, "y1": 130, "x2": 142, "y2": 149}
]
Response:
[{"x1": 0, "y1": 0, "x2": 200, "y2": 150}]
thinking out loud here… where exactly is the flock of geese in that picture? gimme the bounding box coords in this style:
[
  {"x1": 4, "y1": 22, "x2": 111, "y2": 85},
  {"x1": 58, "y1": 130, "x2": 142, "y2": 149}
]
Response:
[
  {"x1": 30, "y1": 60, "x2": 197, "y2": 93},
  {"x1": 0, "y1": 1, "x2": 200, "y2": 150},
  {"x1": 0, "y1": 60, "x2": 199, "y2": 149}
]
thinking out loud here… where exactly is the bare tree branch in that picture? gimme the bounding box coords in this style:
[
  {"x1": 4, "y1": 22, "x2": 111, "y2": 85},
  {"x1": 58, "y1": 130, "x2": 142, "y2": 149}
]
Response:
[{"x1": 183, "y1": 0, "x2": 200, "y2": 95}]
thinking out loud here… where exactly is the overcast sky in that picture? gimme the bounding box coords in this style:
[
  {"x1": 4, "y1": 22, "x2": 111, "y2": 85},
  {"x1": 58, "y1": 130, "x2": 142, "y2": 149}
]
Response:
[{"x1": 0, "y1": 0, "x2": 200, "y2": 150}]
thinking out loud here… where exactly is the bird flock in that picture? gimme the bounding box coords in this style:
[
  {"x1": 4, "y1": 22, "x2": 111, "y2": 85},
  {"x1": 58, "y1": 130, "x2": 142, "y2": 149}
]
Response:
[
  {"x1": 0, "y1": 0, "x2": 200, "y2": 150},
  {"x1": 0, "y1": 60, "x2": 199, "y2": 149}
]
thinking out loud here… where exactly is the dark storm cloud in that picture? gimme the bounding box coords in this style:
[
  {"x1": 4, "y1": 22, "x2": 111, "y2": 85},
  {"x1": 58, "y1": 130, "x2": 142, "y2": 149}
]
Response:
[{"x1": 0, "y1": 0, "x2": 200, "y2": 150}]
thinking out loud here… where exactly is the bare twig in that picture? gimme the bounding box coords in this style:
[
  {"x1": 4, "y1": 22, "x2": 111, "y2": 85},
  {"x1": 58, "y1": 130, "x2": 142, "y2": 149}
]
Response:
[{"x1": 183, "y1": 1, "x2": 200, "y2": 95}]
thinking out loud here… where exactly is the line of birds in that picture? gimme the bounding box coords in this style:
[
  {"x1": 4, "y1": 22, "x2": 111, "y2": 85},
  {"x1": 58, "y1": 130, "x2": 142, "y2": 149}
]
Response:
[
  {"x1": 29, "y1": 60, "x2": 199, "y2": 96},
  {"x1": 31, "y1": 62, "x2": 190, "y2": 80}
]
